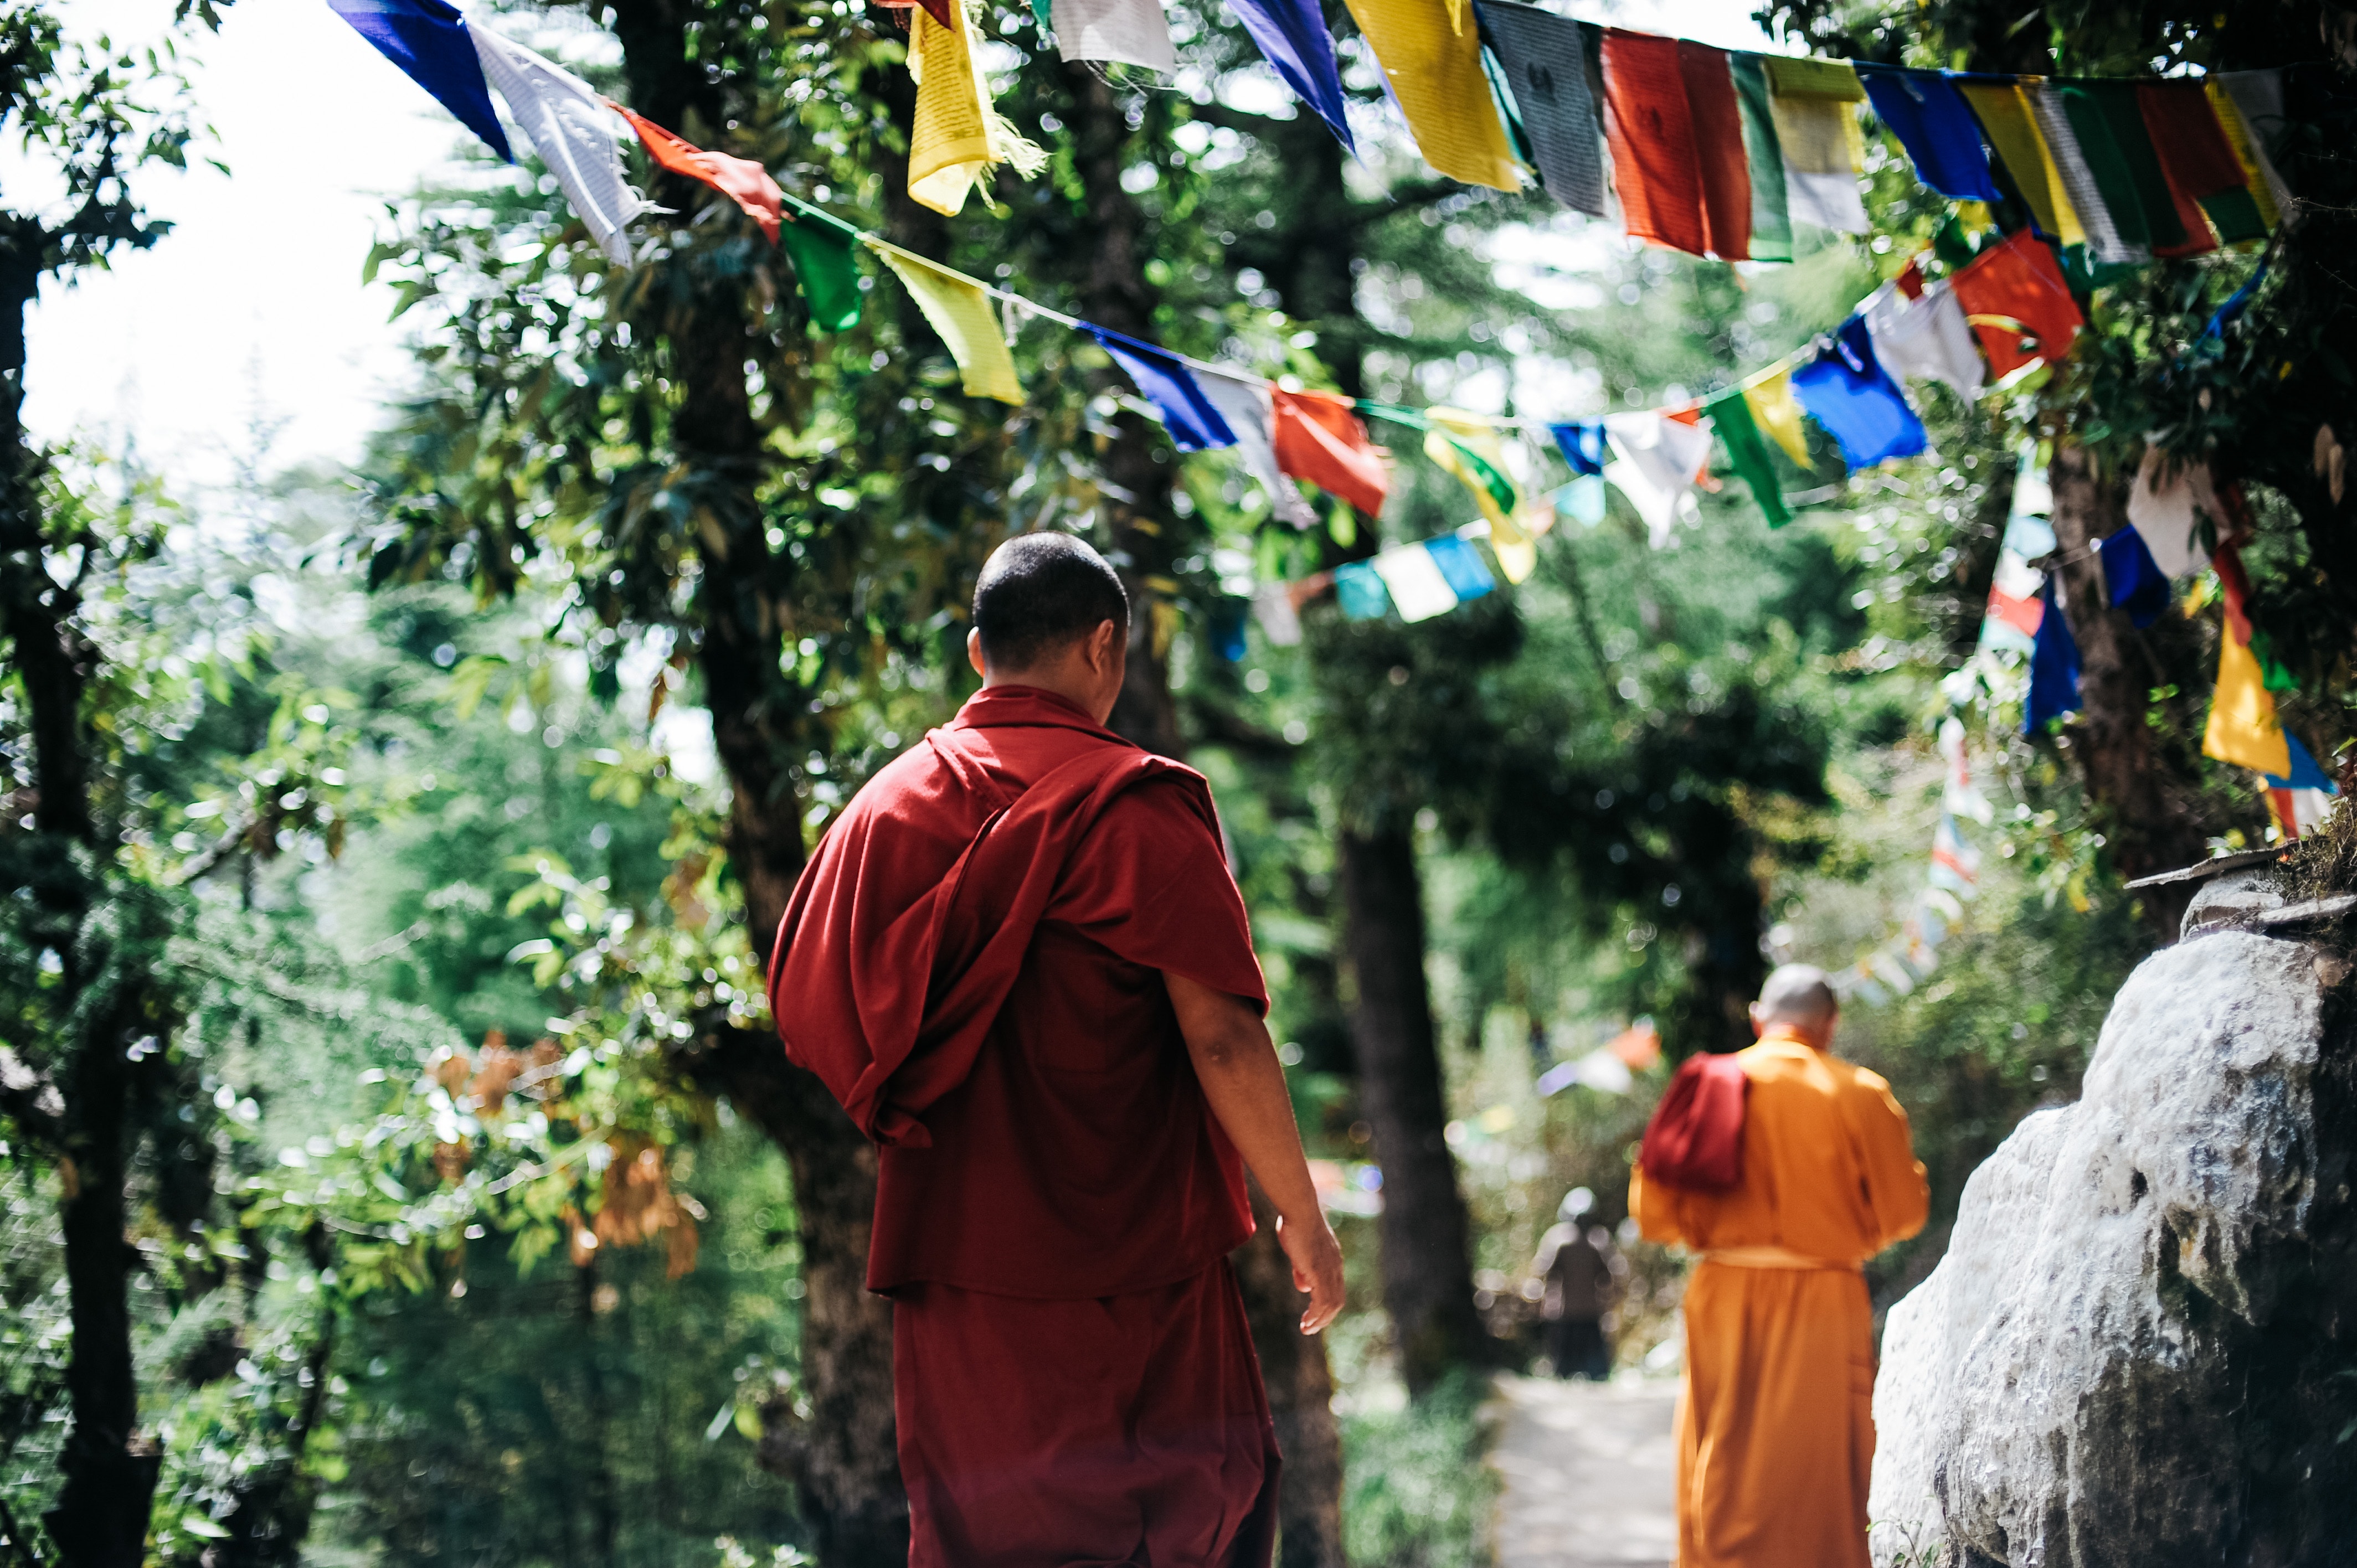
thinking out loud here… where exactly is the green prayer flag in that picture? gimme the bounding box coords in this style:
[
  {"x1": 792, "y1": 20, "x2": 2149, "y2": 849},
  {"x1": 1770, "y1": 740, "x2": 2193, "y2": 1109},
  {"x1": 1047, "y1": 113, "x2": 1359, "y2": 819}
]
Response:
[
  {"x1": 1706, "y1": 388, "x2": 1791, "y2": 528},
  {"x1": 1442, "y1": 434, "x2": 1518, "y2": 515},
  {"x1": 2061, "y1": 84, "x2": 2184, "y2": 251},
  {"x1": 1479, "y1": 44, "x2": 1541, "y2": 171},
  {"x1": 1731, "y1": 55, "x2": 1792, "y2": 264},
  {"x1": 779, "y1": 194, "x2": 866, "y2": 332},
  {"x1": 2198, "y1": 186, "x2": 2267, "y2": 246}
]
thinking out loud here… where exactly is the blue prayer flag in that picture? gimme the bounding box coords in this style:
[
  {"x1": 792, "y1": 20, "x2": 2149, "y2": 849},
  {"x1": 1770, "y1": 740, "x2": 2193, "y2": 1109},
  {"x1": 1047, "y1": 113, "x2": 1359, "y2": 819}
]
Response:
[
  {"x1": 1087, "y1": 327, "x2": 1238, "y2": 452},
  {"x1": 1225, "y1": 0, "x2": 1355, "y2": 153},
  {"x1": 2025, "y1": 577, "x2": 2082, "y2": 734},
  {"x1": 1792, "y1": 317, "x2": 1928, "y2": 468},
  {"x1": 2098, "y1": 527, "x2": 2171, "y2": 628},
  {"x1": 2265, "y1": 731, "x2": 2339, "y2": 794},
  {"x1": 1333, "y1": 561, "x2": 1391, "y2": 620},
  {"x1": 1549, "y1": 420, "x2": 1607, "y2": 477},
  {"x1": 328, "y1": 0, "x2": 513, "y2": 162},
  {"x1": 1210, "y1": 599, "x2": 1252, "y2": 663},
  {"x1": 1424, "y1": 535, "x2": 1497, "y2": 602},
  {"x1": 1855, "y1": 64, "x2": 2000, "y2": 203}
]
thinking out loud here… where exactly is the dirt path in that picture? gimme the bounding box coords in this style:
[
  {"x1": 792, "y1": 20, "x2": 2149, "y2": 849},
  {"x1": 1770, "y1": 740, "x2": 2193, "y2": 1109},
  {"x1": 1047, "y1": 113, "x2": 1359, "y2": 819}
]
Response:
[{"x1": 1489, "y1": 1374, "x2": 1679, "y2": 1568}]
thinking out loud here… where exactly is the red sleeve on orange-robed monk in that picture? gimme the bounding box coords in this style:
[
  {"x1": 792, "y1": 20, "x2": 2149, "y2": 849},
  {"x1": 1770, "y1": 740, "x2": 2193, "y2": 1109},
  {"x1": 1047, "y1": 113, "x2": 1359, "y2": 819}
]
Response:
[{"x1": 1049, "y1": 776, "x2": 1269, "y2": 1014}]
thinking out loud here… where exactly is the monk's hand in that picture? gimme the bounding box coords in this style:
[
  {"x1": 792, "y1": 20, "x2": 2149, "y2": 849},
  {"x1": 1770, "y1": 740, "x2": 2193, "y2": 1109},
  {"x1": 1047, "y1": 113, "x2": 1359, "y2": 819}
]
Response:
[{"x1": 1277, "y1": 1210, "x2": 1345, "y2": 1334}]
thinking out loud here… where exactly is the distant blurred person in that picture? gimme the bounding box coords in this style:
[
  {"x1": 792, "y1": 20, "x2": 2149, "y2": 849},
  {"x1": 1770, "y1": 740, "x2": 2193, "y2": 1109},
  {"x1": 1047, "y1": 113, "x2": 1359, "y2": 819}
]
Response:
[
  {"x1": 1529, "y1": 1188, "x2": 1627, "y2": 1380},
  {"x1": 1631, "y1": 964, "x2": 1928, "y2": 1568}
]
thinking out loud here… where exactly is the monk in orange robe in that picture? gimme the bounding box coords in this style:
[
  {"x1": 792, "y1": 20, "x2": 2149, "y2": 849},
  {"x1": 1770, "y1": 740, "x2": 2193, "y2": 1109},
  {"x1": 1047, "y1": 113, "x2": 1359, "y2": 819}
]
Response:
[
  {"x1": 1630, "y1": 964, "x2": 1928, "y2": 1568},
  {"x1": 769, "y1": 533, "x2": 1345, "y2": 1567}
]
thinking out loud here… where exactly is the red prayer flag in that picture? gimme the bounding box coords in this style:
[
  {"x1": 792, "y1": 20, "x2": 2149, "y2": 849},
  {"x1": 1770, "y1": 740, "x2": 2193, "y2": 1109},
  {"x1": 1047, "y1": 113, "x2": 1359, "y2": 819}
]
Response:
[
  {"x1": 1989, "y1": 584, "x2": 2044, "y2": 637},
  {"x1": 1601, "y1": 30, "x2": 1749, "y2": 261},
  {"x1": 1272, "y1": 390, "x2": 1390, "y2": 516},
  {"x1": 2214, "y1": 537, "x2": 2256, "y2": 647},
  {"x1": 2137, "y1": 81, "x2": 2232, "y2": 258},
  {"x1": 1949, "y1": 230, "x2": 2083, "y2": 378},
  {"x1": 875, "y1": 0, "x2": 956, "y2": 27},
  {"x1": 609, "y1": 102, "x2": 784, "y2": 242}
]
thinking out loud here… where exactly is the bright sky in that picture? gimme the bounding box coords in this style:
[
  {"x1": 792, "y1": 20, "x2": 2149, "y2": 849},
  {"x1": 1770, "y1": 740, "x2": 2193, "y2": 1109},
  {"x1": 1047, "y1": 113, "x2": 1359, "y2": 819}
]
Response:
[{"x1": 23, "y1": 0, "x2": 1774, "y2": 489}]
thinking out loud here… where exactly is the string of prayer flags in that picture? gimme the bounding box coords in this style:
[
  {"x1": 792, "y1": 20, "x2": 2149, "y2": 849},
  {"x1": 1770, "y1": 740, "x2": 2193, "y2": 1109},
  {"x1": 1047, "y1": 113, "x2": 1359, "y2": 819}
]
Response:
[
  {"x1": 1702, "y1": 385, "x2": 1792, "y2": 527},
  {"x1": 1758, "y1": 56, "x2": 1868, "y2": 235},
  {"x1": 1475, "y1": 1, "x2": 1605, "y2": 216},
  {"x1": 2024, "y1": 578, "x2": 2082, "y2": 733},
  {"x1": 1089, "y1": 328, "x2": 1237, "y2": 451},
  {"x1": 1790, "y1": 316, "x2": 1927, "y2": 468},
  {"x1": 1198, "y1": 373, "x2": 1318, "y2": 528},
  {"x1": 2027, "y1": 84, "x2": 2143, "y2": 264},
  {"x1": 1227, "y1": 0, "x2": 1355, "y2": 152},
  {"x1": 1343, "y1": 0, "x2": 1522, "y2": 192},
  {"x1": 1741, "y1": 368, "x2": 1812, "y2": 467},
  {"x1": 868, "y1": 240, "x2": 1024, "y2": 403},
  {"x1": 1051, "y1": 0, "x2": 1176, "y2": 73},
  {"x1": 1854, "y1": 64, "x2": 2002, "y2": 203},
  {"x1": 907, "y1": 0, "x2": 1046, "y2": 216},
  {"x1": 469, "y1": 23, "x2": 644, "y2": 265},
  {"x1": 1333, "y1": 560, "x2": 1390, "y2": 620},
  {"x1": 610, "y1": 104, "x2": 784, "y2": 240},
  {"x1": 1861, "y1": 275, "x2": 1985, "y2": 404},
  {"x1": 1273, "y1": 391, "x2": 1390, "y2": 516},
  {"x1": 1949, "y1": 230, "x2": 2083, "y2": 378},
  {"x1": 2099, "y1": 526, "x2": 2171, "y2": 628},
  {"x1": 2125, "y1": 443, "x2": 2217, "y2": 578},
  {"x1": 332, "y1": 0, "x2": 513, "y2": 162},
  {"x1": 1974, "y1": 442, "x2": 2054, "y2": 656},
  {"x1": 1602, "y1": 410, "x2": 1713, "y2": 548},
  {"x1": 1599, "y1": 31, "x2": 1752, "y2": 260},
  {"x1": 778, "y1": 195, "x2": 866, "y2": 332}
]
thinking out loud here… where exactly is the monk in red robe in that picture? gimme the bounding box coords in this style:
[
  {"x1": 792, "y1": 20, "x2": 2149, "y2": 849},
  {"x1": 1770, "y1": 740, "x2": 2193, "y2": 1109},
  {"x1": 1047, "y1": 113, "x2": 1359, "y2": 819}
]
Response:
[{"x1": 769, "y1": 533, "x2": 1345, "y2": 1568}]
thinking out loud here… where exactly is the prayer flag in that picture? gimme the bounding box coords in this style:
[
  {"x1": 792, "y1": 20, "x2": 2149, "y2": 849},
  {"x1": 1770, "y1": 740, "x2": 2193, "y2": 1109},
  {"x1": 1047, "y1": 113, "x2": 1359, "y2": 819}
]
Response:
[
  {"x1": 868, "y1": 241, "x2": 1024, "y2": 403},
  {"x1": 2058, "y1": 82, "x2": 2195, "y2": 255},
  {"x1": 1253, "y1": 582, "x2": 1304, "y2": 646},
  {"x1": 1948, "y1": 230, "x2": 2082, "y2": 379},
  {"x1": 908, "y1": 0, "x2": 1046, "y2": 216},
  {"x1": 1423, "y1": 412, "x2": 1533, "y2": 577},
  {"x1": 2215, "y1": 70, "x2": 2293, "y2": 215},
  {"x1": 1333, "y1": 561, "x2": 1392, "y2": 620},
  {"x1": 1741, "y1": 367, "x2": 1812, "y2": 467},
  {"x1": 2125, "y1": 442, "x2": 2216, "y2": 578},
  {"x1": 1939, "y1": 716, "x2": 1994, "y2": 825},
  {"x1": 1051, "y1": 0, "x2": 1176, "y2": 71},
  {"x1": 1476, "y1": 1, "x2": 1605, "y2": 216},
  {"x1": 2206, "y1": 83, "x2": 2282, "y2": 230},
  {"x1": 1603, "y1": 411, "x2": 1713, "y2": 549},
  {"x1": 1272, "y1": 391, "x2": 1388, "y2": 515},
  {"x1": 2027, "y1": 83, "x2": 2144, "y2": 265},
  {"x1": 1704, "y1": 386, "x2": 1791, "y2": 527},
  {"x1": 1550, "y1": 421, "x2": 1607, "y2": 477},
  {"x1": 2264, "y1": 782, "x2": 2334, "y2": 840},
  {"x1": 1930, "y1": 812, "x2": 1980, "y2": 895},
  {"x1": 1371, "y1": 543, "x2": 1461, "y2": 622},
  {"x1": 2025, "y1": 577, "x2": 2081, "y2": 733},
  {"x1": 609, "y1": 104, "x2": 783, "y2": 241},
  {"x1": 1087, "y1": 328, "x2": 1237, "y2": 452},
  {"x1": 1791, "y1": 316, "x2": 1927, "y2": 468},
  {"x1": 1861, "y1": 277, "x2": 1984, "y2": 404},
  {"x1": 2099, "y1": 527, "x2": 2171, "y2": 628},
  {"x1": 1226, "y1": 0, "x2": 1354, "y2": 151},
  {"x1": 1198, "y1": 373, "x2": 1318, "y2": 527},
  {"x1": 1982, "y1": 552, "x2": 2044, "y2": 655},
  {"x1": 1557, "y1": 474, "x2": 1607, "y2": 525},
  {"x1": 1426, "y1": 535, "x2": 1497, "y2": 602},
  {"x1": 1762, "y1": 56, "x2": 1868, "y2": 234},
  {"x1": 470, "y1": 24, "x2": 643, "y2": 264},
  {"x1": 1729, "y1": 55, "x2": 1791, "y2": 261},
  {"x1": 2138, "y1": 81, "x2": 2266, "y2": 245},
  {"x1": 1954, "y1": 78, "x2": 2083, "y2": 246},
  {"x1": 1854, "y1": 65, "x2": 2001, "y2": 202},
  {"x1": 2267, "y1": 731, "x2": 2337, "y2": 794},
  {"x1": 1344, "y1": 0, "x2": 1522, "y2": 191},
  {"x1": 2204, "y1": 608, "x2": 2291, "y2": 776},
  {"x1": 778, "y1": 194, "x2": 866, "y2": 332},
  {"x1": 1600, "y1": 30, "x2": 1751, "y2": 260},
  {"x1": 331, "y1": 0, "x2": 512, "y2": 162}
]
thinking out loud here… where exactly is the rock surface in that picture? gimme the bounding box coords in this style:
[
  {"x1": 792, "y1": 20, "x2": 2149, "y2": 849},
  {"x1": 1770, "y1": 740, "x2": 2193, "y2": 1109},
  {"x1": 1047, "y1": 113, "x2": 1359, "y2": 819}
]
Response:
[{"x1": 1869, "y1": 927, "x2": 2357, "y2": 1567}]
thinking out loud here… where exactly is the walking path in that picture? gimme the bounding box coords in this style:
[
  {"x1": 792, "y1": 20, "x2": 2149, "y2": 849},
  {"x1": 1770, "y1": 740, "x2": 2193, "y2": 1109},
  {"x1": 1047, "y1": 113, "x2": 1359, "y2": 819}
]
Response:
[{"x1": 1489, "y1": 1374, "x2": 1679, "y2": 1568}]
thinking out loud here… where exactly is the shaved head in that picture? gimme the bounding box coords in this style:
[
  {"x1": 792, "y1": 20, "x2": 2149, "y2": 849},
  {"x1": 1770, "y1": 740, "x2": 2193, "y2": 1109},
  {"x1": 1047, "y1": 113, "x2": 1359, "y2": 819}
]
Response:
[
  {"x1": 972, "y1": 533, "x2": 1129, "y2": 673},
  {"x1": 1753, "y1": 963, "x2": 1838, "y2": 1044}
]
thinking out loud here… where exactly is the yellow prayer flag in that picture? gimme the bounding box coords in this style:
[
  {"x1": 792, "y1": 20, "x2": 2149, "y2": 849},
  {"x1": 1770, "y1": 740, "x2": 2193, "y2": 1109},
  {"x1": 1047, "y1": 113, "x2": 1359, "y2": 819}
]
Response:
[
  {"x1": 1342, "y1": 0, "x2": 1521, "y2": 192},
  {"x1": 867, "y1": 240, "x2": 1025, "y2": 404},
  {"x1": 2202, "y1": 626, "x2": 2291, "y2": 776},
  {"x1": 2206, "y1": 82, "x2": 2282, "y2": 231},
  {"x1": 1423, "y1": 411, "x2": 1514, "y2": 525},
  {"x1": 1761, "y1": 56, "x2": 1864, "y2": 102},
  {"x1": 907, "y1": 0, "x2": 1044, "y2": 217},
  {"x1": 1741, "y1": 367, "x2": 1812, "y2": 468},
  {"x1": 1491, "y1": 498, "x2": 1555, "y2": 584},
  {"x1": 1954, "y1": 81, "x2": 2085, "y2": 249}
]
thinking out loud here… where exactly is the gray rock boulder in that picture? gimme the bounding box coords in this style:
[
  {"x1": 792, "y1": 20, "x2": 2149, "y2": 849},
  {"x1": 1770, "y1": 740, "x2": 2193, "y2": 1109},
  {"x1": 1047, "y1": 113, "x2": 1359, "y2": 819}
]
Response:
[{"x1": 1868, "y1": 928, "x2": 2357, "y2": 1567}]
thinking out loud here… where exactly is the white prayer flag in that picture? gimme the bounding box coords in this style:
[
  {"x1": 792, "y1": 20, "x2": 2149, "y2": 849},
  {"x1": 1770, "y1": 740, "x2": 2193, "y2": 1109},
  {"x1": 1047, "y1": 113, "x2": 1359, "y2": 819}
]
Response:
[
  {"x1": 1252, "y1": 583, "x2": 1303, "y2": 647},
  {"x1": 1370, "y1": 543, "x2": 1459, "y2": 623},
  {"x1": 1050, "y1": 0, "x2": 1176, "y2": 71},
  {"x1": 1199, "y1": 372, "x2": 1318, "y2": 528},
  {"x1": 1861, "y1": 279, "x2": 1984, "y2": 404},
  {"x1": 1603, "y1": 412, "x2": 1712, "y2": 549},
  {"x1": 470, "y1": 19, "x2": 644, "y2": 265},
  {"x1": 2126, "y1": 441, "x2": 2217, "y2": 579}
]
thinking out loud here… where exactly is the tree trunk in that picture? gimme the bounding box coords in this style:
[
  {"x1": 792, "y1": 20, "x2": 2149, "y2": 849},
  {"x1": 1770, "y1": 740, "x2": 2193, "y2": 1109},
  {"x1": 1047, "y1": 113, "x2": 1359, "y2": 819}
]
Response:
[
  {"x1": 1336, "y1": 828, "x2": 1485, "y2": 1394},
  {"x1": 2046, "y1": 441, "x2": 2212, "y2": 936}
]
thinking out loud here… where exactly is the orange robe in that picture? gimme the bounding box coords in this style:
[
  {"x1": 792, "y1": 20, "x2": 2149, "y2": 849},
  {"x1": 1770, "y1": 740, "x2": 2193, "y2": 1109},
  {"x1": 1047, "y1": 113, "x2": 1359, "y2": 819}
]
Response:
[{"x1": 1630, "y1": 1029, "x2": 1928, "y2": 1568}]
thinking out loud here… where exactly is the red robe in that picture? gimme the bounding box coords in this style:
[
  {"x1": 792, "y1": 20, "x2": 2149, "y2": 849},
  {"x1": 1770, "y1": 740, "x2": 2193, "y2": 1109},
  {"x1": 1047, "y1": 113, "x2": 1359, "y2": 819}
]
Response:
[{"x1": 769, "y1": 684, "x2": 1279, "y2": 1567}]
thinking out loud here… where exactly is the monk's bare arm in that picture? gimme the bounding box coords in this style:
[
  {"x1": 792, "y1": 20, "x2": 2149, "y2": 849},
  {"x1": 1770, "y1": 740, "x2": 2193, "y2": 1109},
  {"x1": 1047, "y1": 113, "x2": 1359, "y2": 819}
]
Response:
[{"x1": 1166, "y1": 973, "x2": 1346, "y2": 1333}]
